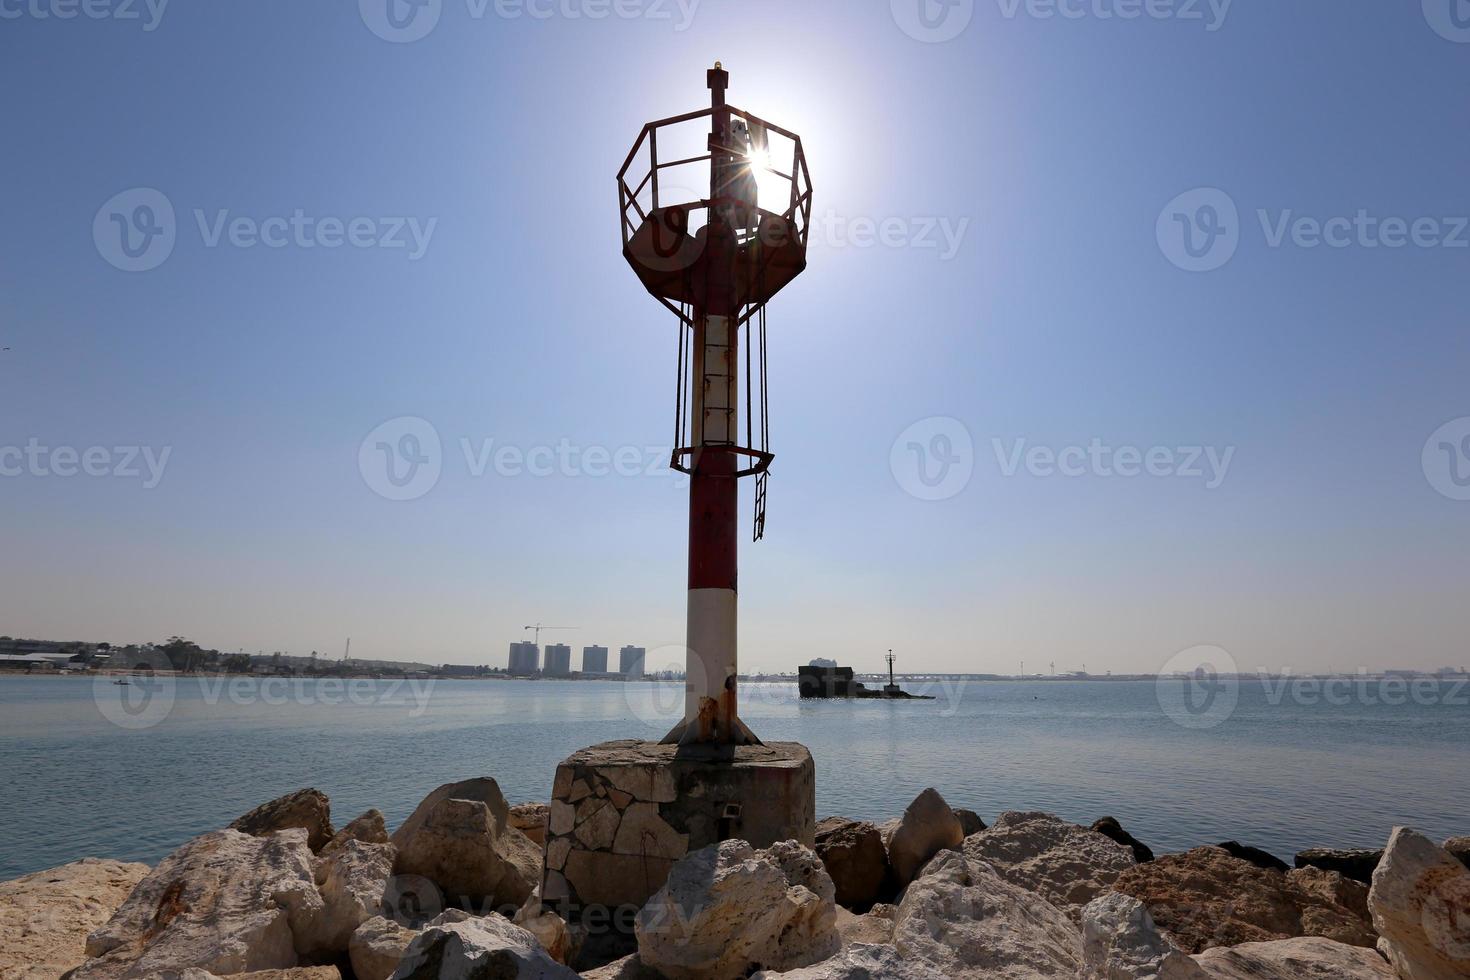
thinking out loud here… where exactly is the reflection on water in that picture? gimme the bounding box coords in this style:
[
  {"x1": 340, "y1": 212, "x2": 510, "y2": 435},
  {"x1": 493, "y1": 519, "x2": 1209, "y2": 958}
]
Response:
[{"x1": 1, "y1": 676, "x2": 1467, "y2": 878}]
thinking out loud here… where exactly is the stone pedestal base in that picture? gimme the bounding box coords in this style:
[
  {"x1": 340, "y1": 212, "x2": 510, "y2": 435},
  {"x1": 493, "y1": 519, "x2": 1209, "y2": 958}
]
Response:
[{"x1": 542, "y1": 739, "x2": 815, "y2": 915}]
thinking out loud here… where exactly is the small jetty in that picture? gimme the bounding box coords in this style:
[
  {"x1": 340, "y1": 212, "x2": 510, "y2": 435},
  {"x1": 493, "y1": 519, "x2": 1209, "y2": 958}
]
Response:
[{"x1": 797, "y1": 652, "x2": 933, "y2": 699}]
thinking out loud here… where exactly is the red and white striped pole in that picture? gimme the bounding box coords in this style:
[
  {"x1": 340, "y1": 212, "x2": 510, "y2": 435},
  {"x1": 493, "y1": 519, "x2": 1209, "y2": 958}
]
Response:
[{"x1": 663, "y1": 64, "x2": 760, "y2": 747}]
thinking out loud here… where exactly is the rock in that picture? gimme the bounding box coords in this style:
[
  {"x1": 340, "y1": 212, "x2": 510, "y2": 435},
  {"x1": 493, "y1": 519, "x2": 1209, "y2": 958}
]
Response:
[
  {"x1": 1081, "y1": 892, "x2": 1208, "y2": 980},
  {"x1": 883, "y1": 788, "x2": 964, "y2": 891},
  {"x1": 1293, "y1": 847, "x2": 1383, "y2": 885},
  {"x1": 963, "y1": 811, "x2": 1137, "y2": 919},
  {"x1": 893, "y1": 848, "x2": 1081, "y2": 976},
  {"x1": 1287, "y1": 866, "x2": 1371, "y2": 923},
  {"x1": 834, "y1": 905, "x2": 895, "y2": 947},
  {"x1": 322, "y1": 810, "x2": 390, "y2": 856},
  {"x1": 751, "y1": 943, "x2": 933, "y2": 979},
  {"x1": 389, "y1": 913, "x2": 577, "y2": 979},
  {"x1": 1368, "y1": 826, "x2": 1470, "y2": 980},
  {"x1": 1192, "y1": 937, "x2": 1395, "y2": 978},
  {"x1": 580, "y1": 953, "x2": 663, "y2": 980},
  {"x1": 814, "y1": 818, "x2": 889, "y2": 911},
  {"x1": 391, "y1": 778, "x2": 513, "y2": 850},
  {"x1": 218, "y1": 970, "x2": 343, "y2": 980},
  {"x1": 508, "y1": 803, "x2": 549, "y2": 846},
  {"x1": 1214, "y1": 841, "x2": 1290, "y2": 873},
  {"x1": 304, "y1": 839, "x2": 396, "y2": 958},
  {"x1": 350, "y1": 916, "x2": 421, "y2": 980},
  {"x1": 1444, "y1": 836, "x2": 1470, "y2": 869},
  {"x1": 0, "y1": 857, "x2": 151, "y2": 980},
  {"x1": 512, "y1": 886, "x2": 572, "y2": 964},
  {"x1": 635, "y1": 839, "x2": 840, "y2": 980},
  {"x1": 1092, "y1": 817, "x2": 1155, "y2": 864},
  {"x1": 67, "y1": 829, "x2": 324, "y2": 979},
  {"x1": 230, "y1": 790, "x2": 335, "y2": 853},
  {"x1": 1113, "y1": 845, "x2": 1377, "y2": 954},
  {"x1": 393, "y1": 797, "x2": 539, "y2": 912},
  {"x1": 953, "y1": 809, "x2": 987, "y2": 836}
]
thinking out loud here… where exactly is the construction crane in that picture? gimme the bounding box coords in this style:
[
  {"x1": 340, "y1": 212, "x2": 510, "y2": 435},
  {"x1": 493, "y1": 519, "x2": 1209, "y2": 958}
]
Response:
[{"x1": 524, "y1": 624, "x2": 578, "y2": 649}]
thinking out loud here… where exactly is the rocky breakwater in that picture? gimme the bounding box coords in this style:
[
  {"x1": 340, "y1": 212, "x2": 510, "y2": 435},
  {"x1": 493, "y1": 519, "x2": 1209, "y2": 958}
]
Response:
[{"x1": 11, "y1": 780, "x2": 1469, "y2": 979}]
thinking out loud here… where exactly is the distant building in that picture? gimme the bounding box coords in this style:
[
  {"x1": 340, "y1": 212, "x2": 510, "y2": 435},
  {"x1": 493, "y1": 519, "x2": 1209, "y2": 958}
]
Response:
[
  {"x1": 582, "y1": 645, "x2": 609, "y2": 674},
  {"x1": 619, "y1": 645, "x2": 646, "y2": 678},
  {"x1": 507, "y1": 641, "x2": 539, "y2": 676},
  {"x1": 544, "y1": 644, "x2": 572, "y2": 678}
]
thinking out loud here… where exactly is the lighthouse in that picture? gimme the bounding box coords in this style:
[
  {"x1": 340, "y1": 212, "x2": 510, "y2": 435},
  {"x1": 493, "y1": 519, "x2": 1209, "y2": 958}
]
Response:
[{"x1": 543, "y1": 64, "x2": 816, "y2": 919}]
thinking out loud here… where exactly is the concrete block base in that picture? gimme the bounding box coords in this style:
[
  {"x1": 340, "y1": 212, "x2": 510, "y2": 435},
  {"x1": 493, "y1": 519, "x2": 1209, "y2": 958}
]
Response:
[{"x1": 542, "y1": 739, "x2": 816, "y2": 915}]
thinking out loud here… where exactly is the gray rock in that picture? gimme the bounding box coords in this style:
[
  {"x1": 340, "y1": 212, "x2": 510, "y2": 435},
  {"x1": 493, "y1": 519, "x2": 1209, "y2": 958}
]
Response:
[
  {"x1": 892, "y1": 848, "x2": 1082, "y2": 977},
  {"x1": 884, "y1": 789, "x2": 964, "y2": 891},
  {"x1": 1444, "y1": 836, "x2": 1470, "y2": 870},
  {"x1": 348, "y1": 911, "x2": 472, "y2": 980},
  {"x1": 393, "y1": 797, "x2": 538, "y2": 912},
  {"x1": 1214, "y1": 842, "x2": 1289, "y2": 874},
  {"x1": 322, "y1": 810, "x2": 390, "y2": 857},
  {"x1": 388, "y1": 913, "x2": 577, "y2": 979},
  {"x1": 635, "y1": 840, "x2": 840, "y2": 980},
  {"x1": 304, "y1": 839, "x2": 396, "y2": 958},
  {"x1": 1368, "y1": 826, "x2": 1470, "y2": 980},
  {"x1": 1293, "y1": 848, "x2": 1382, "y2": 885},
  {"x1": 69, "y1": 830, "x2": 323, "y2": 978},
  {"x1": 953, "y1": 809, "x2": 987, "y2": 837},
  {"x1": 1091, "y1": 817, "x2": 1154, "y2": 864},
  {"x1": 392, "y1": 779, "x2": 513, "y2": 849},
  {"x1": 230, "y1": 790, "x2": 335, "y2": 853},
  {"x1": 814, "y1": 818, "x2": 889, "y2": 911},
  {"x1": 0, "y1": 857, "x2": 151, "y2": 980},
  {"x1": 1192, "y1": 937, "x2": 1395, "y2": 978},
  {"x1": 752, "y1": 943, "x2": 932, "y2": 979},
  {"x1": 1080, "y1": 892, "x2": 1208, "y2": 979},
  {"x1": 963, "y1": 811, "x2": 1137, "y2": 920}
]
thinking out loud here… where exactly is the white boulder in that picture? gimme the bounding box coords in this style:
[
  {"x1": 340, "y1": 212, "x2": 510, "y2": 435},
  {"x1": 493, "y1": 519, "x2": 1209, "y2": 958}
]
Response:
[
  {"x1": 0, "y1": 857, "x2": 150, "y2": 980},
  {"x1": 388, "y1": 913, "x2": 577, "y2": 979},
  {"x1": 1081, "y1": 892, "x2": 1208, "y2": 979},
  {"x1": 636, "y1": 839, "x2": 841, "y2": 980},
  {"x1": 1193, "y1": 936, "x2": 1396, "y2": 978},
  {"x1": 884, "y1": 789, "x2": 964, "y2": 890},
  {"x1": 891, "y1": 848, "x2": 1082, "y2": 978},
  {"x1": 1368, "y1": 827, "x2": 1470, "y2": 980},
  {"x1": 751, "y1": 943, "x2": 932, "y2": 979},
  {"x1": 965, "y1": 812, "x2": 1137, "y2": 920},
  {"x1": 305, "y1": 839, "x2": 396, "y2": 958},
  {"x1": 68, "y1": 830, "x2": 324, "y2": 978}
]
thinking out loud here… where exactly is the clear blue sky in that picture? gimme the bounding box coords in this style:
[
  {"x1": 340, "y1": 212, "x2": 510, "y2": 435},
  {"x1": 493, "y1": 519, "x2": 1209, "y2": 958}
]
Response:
[{"x1": 3, "y1": 1, "x2": 1468, "y2": 675}]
